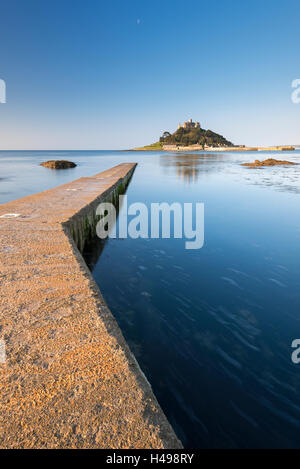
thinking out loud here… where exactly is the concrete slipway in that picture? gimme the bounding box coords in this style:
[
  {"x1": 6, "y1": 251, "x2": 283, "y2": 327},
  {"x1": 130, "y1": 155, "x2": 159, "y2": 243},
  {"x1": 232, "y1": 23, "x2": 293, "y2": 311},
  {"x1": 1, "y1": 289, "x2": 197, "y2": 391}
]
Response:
[{"x1": 0, "y1": 163, "x2": 182, "y2": 449}]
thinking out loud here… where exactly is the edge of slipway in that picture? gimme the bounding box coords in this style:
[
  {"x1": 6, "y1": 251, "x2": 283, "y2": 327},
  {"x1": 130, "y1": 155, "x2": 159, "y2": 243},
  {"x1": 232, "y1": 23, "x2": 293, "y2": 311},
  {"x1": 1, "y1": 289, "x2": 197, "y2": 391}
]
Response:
[{"x1": 0, "y1": 163, "x2": 182, "y2": 449}]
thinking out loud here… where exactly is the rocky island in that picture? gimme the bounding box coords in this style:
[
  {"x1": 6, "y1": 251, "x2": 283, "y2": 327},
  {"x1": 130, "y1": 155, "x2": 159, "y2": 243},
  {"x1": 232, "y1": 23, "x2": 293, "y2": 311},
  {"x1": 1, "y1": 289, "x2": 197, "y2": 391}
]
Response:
[
  {"x1": 134, "y1": 119, "x2": 233, "y2": 151},
  {"x1": 241, "y1": 158, "x2": 297, "y2": 168},
  {"x1": 133, "y1": 119, "x2": 295, "y2": 152},
  {"x1": 241, "y1": 158, "x2": 297, "y2": 167},
  {"x1": 40, "y1": 160, "x2": 77, "y2": 169}
]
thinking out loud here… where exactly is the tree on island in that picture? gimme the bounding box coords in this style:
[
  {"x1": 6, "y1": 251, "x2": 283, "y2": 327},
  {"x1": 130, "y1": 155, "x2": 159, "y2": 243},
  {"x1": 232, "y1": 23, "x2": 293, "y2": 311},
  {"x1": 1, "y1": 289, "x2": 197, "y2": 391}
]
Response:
[{"x1": 159, "y1": 125, "x2": 233, "y2": 147}]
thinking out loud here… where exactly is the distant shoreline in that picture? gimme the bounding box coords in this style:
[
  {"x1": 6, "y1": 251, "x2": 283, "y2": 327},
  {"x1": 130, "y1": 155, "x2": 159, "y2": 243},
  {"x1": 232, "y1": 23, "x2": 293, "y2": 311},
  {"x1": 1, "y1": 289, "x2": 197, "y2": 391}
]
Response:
[{"x1": 129, "y1": 145, "x2": 296, "y2": 152}]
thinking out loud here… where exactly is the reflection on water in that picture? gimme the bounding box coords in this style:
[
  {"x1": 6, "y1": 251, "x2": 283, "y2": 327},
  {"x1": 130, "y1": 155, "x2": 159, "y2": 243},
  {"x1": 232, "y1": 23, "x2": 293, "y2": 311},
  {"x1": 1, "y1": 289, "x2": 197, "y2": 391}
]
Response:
[
  {"x1": 160, "y1": 152, "x2": 226, "y2": 183},
  {"x1": 84, "y1": 150, "x2": 300, "y2": 448},
  {"x1": 228, "y1": 152, "x2": 300, "y2": 195},
  {"x1": 2, "y1": 150, "x2": 300, "y2": 448},
  {"x1": 159, "y1": 150, "x2": 300, "y2": 194}
]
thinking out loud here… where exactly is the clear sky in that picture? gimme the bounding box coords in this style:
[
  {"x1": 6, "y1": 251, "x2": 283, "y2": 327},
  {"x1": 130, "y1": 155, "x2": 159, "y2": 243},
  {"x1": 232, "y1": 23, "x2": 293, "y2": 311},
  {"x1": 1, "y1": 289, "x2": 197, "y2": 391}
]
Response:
[{"x1": 0, "y1": 0, "x2": 299, "y2": 149}]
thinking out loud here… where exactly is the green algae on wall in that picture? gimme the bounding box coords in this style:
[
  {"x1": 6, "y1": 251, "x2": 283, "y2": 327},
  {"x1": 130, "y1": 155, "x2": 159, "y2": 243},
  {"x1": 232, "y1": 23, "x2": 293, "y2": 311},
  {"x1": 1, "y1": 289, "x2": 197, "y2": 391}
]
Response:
[{"x1": 68, "y1": 167, "x2": 135, "y2": 253}]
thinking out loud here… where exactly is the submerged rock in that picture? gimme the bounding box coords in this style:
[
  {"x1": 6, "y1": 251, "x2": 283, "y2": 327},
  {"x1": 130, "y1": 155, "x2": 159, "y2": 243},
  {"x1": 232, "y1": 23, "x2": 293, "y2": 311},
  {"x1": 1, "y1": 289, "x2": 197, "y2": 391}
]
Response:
[
  {"x1": 40, "y1": 160, "x2": 77, "y2": 169},
  {"x1": 241, "y1": 158, "x2": 297, "y2": 168}
]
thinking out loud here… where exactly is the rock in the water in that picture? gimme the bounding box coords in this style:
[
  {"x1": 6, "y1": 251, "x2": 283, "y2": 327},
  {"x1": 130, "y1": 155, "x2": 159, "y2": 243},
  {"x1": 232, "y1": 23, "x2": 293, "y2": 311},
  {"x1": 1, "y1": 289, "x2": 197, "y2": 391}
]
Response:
[
  {"x1": 241, "y1": 158, "x2": 297, "y2": 168},
  {"x1": 40, "y1": 160, "x2": 77, "y2": 169}
]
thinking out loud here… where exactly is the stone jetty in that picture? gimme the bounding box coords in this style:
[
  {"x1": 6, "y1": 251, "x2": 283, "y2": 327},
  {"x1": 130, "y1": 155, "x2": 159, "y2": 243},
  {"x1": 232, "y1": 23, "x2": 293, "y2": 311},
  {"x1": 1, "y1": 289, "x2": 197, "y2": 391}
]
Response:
[{"x1": 0, "y1": 163, "x2": 181, "y2": 449}]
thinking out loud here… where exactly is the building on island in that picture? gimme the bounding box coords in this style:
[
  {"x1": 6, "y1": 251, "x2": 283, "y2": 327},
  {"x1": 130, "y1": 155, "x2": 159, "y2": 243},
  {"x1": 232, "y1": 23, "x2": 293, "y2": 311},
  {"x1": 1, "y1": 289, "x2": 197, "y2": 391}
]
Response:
[{"x1": 178, "y1": 119, "x2": 201, "y2": 130}]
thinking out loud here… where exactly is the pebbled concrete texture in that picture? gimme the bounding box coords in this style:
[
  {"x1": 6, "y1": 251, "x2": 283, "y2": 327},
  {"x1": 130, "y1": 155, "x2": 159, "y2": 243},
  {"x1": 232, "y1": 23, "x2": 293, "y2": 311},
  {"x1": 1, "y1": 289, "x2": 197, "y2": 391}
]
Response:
[{"x1": 0, "y1": 163, "x2": 182, "y2": 449}]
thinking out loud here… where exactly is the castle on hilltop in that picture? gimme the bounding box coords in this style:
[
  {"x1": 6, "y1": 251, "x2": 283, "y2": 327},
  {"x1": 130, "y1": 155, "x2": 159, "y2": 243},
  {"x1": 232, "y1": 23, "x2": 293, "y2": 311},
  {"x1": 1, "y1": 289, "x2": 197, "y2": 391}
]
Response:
[{"x1": 178, "y1": 119, "x2": 201, "y2": 130}]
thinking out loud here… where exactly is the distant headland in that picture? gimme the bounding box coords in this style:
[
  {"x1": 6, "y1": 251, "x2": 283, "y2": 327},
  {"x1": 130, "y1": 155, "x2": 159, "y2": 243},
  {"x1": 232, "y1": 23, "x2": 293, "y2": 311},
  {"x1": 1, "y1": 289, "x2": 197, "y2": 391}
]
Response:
[{"x1": 131, "y1": 119, "x2": 295, "y2": 152}]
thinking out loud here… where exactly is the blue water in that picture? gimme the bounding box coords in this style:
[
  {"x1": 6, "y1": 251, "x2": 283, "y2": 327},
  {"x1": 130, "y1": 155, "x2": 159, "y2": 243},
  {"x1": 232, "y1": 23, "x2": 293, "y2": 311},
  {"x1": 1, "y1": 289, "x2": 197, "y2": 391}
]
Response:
[{"x1": 1, "y1": 149, "x2": 300, "y2": 448}]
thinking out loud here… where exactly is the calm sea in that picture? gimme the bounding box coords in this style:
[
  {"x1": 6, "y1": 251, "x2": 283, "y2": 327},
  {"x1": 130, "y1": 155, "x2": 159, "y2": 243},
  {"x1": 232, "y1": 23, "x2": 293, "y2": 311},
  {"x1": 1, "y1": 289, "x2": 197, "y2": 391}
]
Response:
[{"x1": 1, "y1": 149, "x2": 300, "y2": 448}]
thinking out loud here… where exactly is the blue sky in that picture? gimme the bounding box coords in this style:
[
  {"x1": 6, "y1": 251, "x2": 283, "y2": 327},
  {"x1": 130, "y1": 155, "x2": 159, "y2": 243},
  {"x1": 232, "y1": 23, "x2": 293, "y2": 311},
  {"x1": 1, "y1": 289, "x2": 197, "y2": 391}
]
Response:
[{"x1": 0, "y1": 0, "x2": 299, "y2": 149}]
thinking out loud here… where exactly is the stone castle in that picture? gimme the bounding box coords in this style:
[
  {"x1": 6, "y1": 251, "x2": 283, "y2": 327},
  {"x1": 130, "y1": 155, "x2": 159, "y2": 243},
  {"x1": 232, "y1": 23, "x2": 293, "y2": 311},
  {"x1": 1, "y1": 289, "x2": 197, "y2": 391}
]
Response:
[{"x1": 178, "y1": 119, "x2": 201, "y2": 130}]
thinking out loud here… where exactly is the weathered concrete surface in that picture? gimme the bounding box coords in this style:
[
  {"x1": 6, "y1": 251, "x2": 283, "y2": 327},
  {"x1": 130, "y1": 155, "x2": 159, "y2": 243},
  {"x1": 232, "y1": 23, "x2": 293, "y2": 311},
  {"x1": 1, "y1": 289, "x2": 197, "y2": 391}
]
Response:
[{"x1": 0, "y1": 163, "x2": 182, "y2": 449}]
